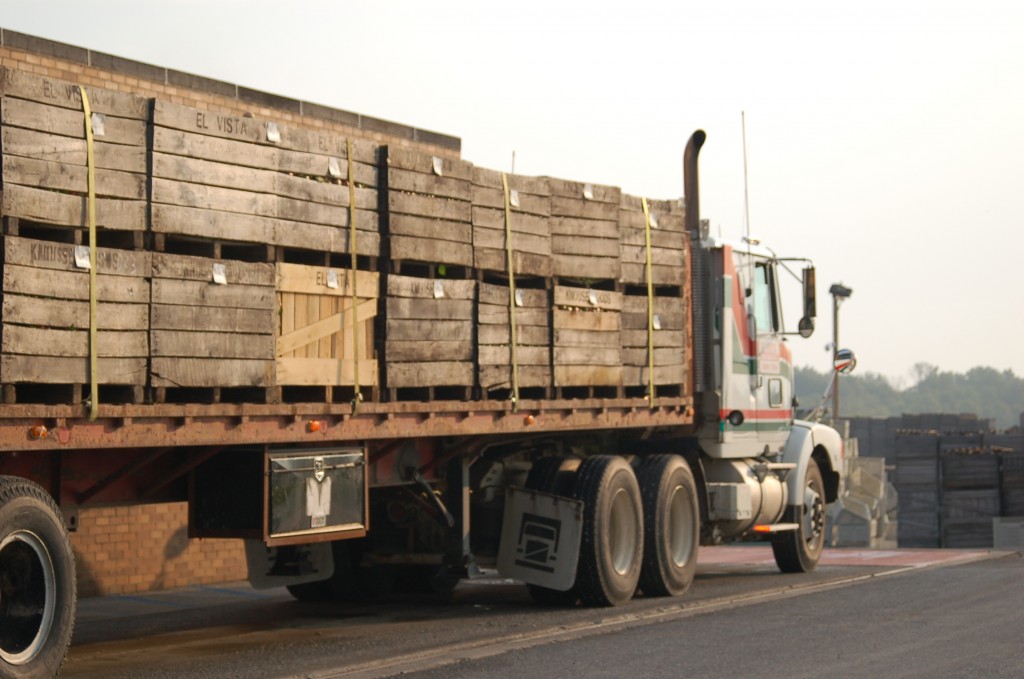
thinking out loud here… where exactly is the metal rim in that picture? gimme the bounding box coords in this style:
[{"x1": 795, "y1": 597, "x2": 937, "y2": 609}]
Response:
[
  {"x1": 802, "y1": 480, "x2": 825, "y2": 549},
  {"x1": 0, "y1": 530, "x2": 57, "y2": 665},
  {"x1": 608, "y1": 487, "x2": 638, "y2": 576},
  {"x1": 667, "y1": 483, "x2": 696, "y2": 568}
]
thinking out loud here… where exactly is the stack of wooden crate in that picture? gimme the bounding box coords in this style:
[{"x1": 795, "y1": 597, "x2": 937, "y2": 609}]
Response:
[
  {"x1": 894, "y1": 432, "x2": 940, "y2": 547},
  {"x1": 471, "y1": 169, "x2": 552, "y2": 278},
  {"x1": 477, "y1": 283, "x2": 550, "y2": 396},
  {"x1": 385, "y1": 148, "x2": 473, "y2": 269},
  {"x1": 940, "y1": 448, "x2": 1001, "y2": 547},
  {"x1": 618, "y1": 195, "x2": 689, "y2": 396},
  {"x1": 151, "y1": 99, "x2": 380, "y2": 257},
  {"x1": 0, "y1": 67, "x2": 149, "y2": 243},
  {"x1": 551, "y1": 285, "x2": 622, "y2": 391},
  {"x1": 547, "y1": 178, "x2": 621, "y2": 282}
]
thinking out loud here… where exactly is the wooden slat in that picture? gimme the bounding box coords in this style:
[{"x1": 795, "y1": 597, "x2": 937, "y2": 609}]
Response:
[
  {"x1": 478, "y1": 283, "x2": 548, "y2": 307},
  {"x1": 276, "y1": 357, "x2": 379, "y2": 386},
  {"x1": 388, "y1": 167, "x2": 471, "y2": 201},
  {"x1": 388, "y1": 192, "x2": 471, "y2": 222},
  {"x1": 387, "y1": 147, "x2": 472, "y2": 181},
  {"x1": 151, "y1": 279, "x2": 275, "y2": 310},
  {"x1": 151, "y1": 358, "x2": 272, "y2": 388},
  {"x1": 275, "y1": 262, "x2": 378, "y2": 296},
  {"x1": 554, "y1": 346, "x2": 621, "y2": 366},
  {"x1": 1, "y1": 356, "x2": 146, "y2": 385},
  {"x1": 151, "y1": 305, "x2": 271, "y2": 334},
  {"x1": 276, "y1": 299, "x2": 375, "y2": 355},
  {"x1": 549, "y1": 217, "x2": 619, "y2": 239},
  {"x1": 2, "y1": 184, "x2": 145, "y2": 231},
  {"x1": 1, "y1": 97, "x2": 146, "y2": 146},
  {"x1": 480, "y1": 365, "x2": 551, "y2": 390},
  {"x1": 3, "y1": 155, "x2": 146, "y2": 200},
  {"x1": 0, "y1": 67, "x2": 149, "y2": 119},
  {"x1": 472, "y1": 167, "x2": 550, "y2": 196},
  {"x1": 549, "y1": 253, "x2": 619, "y2": 280},
  {"x1": 553, "y1": 365, "x2": 622, "y2": 387},
  {"x1": 386, "y1": 341, "x2": 473, "y2": 362},
  {"x1": 385, "y1": 361, "x2": 473, "y2": 387},
  {"x1": 3, "y1": 326, "x2": 146, "y2": 358},
  {"x1": 478, "y1": 306, "x2": 548, "y2": 326},
  {"x1": 478, "y1": 345, "x2": 549, "y2": 366},
  {"x1": 386, "y1": 298, "x2": 474, "y2": 321},
  {"x1": 387, "y1": 320, "x2": 472, "y2": 342},
  {"x1": 3, "y1": 297, "x2": 147, "y2": 331},
  {"x1": 3, "y1": 264, "x2": 148, "y2": 303},
  {"x1": 546, "y1": 178, "x2": 620, "y2": 203},
  {"x1": 6, "y1": 236, "x2": 150, "y2": 276},
  {"x1": 151, "y1": 331, "x2": 273, "y2": 359},
  {"x1": 389, "y1": 214, "x2": 472, "y2": 243},
  {"x1": 554, "y1": 286, "x2": 622, "y2": 311},
  {"x1": 152, "y1": 253, "x2": 274, "y2": 285},
  {"x1": 473, "y1": 207, "x2": 551, "y2": 237},
  {"x1": 389, "y1": 234, "x2": 473, "y2": 267},
  {"x1": 2, "y1": 127, "x2": 146, "y2": 173},
  {"x1": 387, "y1": 275, "x2": 475, "y2": 300}
]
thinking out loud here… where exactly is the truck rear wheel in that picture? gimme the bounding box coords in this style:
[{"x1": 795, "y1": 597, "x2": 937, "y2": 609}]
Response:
[
  {"x1": 524, "y1": 457, "x2": 580, "y2": 606},
  {"x1": 0, "y1": 476, "x2": 76, "y2": 679},
  {"x1": 572, "y1": 456, "x2": 643, "y2": 607},
  {"x1": 636, "y1": 455, "x2": 699, "y2": 598},
  {"x1": 772, "y1": 462, "x2": 826, "y2": 573}
]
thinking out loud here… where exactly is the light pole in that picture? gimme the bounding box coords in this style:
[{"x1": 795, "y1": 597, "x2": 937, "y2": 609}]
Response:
[{"x1": 829, "y1": 283, "x2": 853, "y2": 421}]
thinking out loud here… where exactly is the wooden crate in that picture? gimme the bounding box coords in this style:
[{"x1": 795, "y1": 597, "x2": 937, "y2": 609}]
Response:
[
  {"x1": 546, "y1": 178, "x2": 621, "y2": 281},
  {"x1": 552, "y1": 285, "x2": 622, "y2": 388},
  {"x1": 150, "y1": 253, "x2": 275, "y2": 389},
  {"x1": 477, "y1": 283, "x2": 551, "y2": 393},
  {"x1": 619, "y1": 195, "x2": 687, "y2": 286},
  {"x1": 385, "y1": 274, "x2": 475, "y2": 389},
  {"x1": 151, "y1": 99, "x2": 379, "y2": 255},
  {"x1": 471, "y1": 168, "x2": 551, "y2": 277},
  {"x1": 275, "y1": 262, "x2": 378, "y2": 388},
  {"x1": 0, "y1": 67, "x2": 148, "y2": 234},
  {"x1": 1, "y1": 236, "x2": 149, "y2": 391},
  {"x1": 621, "y1": 294, "x2": 687, "y2": 389},
  {"x1": 386, "y1": 147, "x2": 473, "y2": 268}
]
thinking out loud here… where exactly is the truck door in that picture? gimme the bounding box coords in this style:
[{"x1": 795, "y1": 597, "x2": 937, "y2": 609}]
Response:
[{"x1": 749, "y1": 258, "x2": 792, "y2": 447}]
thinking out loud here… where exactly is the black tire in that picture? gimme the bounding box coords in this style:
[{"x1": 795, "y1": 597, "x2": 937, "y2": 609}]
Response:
[
  {"x1": 0, "y1": 476, "x2": 76, "y2": 679},
  {"x1": 636, "y1": 455, "x2": 699, "y2": 598},
  {"x1": 285, "y1": 578, "x2": 333, "y2": 602},
  {"x1": 571, "y1": 456, "x2": 643, "y2": 607},
  {"x1": 524, "y1": 457, "x2": 581, "y2": 607},
  {"x1": 393, "y1": 565, "x2": 458, "y2": 603},
  {"x1": 287, "y1": 540, "x2": 395, "y2": 603},
  {"x1": 772, "y1": 462, "x2": 826, "y2": 573}
]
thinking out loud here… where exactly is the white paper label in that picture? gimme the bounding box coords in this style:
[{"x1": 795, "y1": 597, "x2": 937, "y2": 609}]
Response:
[
  {"x1": 582, "y1": 183, "x2": 594, "y2": 200},
  {"x1": 509, "y1": 189, "x2": 521, "y2": 208},
  {"x1": 326, "y1": 269, "x2": 339, "y2": 289},
  {"x1": 653, "y1": 314, "x2": 663, "y2": 331},
  {"x1": 328, "y1": 157, "x2": 342, "y2": 178},
  {"x1": 432, "y1": 156, "x2": 444, "y2": 176},
  {"x1": 212, "y1": 263, "x2": 227, "y2": 285},
  {"x1": 266, "y1": 122, "x2": 281, "y2": 143},
  {"x1": 433, "y1": 280, "x2": 445, "y2": 299},
  {"x1": 90, "y1": 112, "x2": 106, "y2": 137},
  {"x1": 73, "y1": 246, "x2": 91, "y2": 270}
]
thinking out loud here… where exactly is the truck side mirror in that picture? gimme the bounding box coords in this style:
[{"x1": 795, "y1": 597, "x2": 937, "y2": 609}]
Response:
[{"x1": 799, "y1": 266, "x2": 816, "y2": 338}]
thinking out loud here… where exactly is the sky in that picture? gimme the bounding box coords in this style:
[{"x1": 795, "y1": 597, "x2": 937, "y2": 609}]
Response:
[{"x1": 3, "y1": 1, "x2": 1022, "y2": 385}]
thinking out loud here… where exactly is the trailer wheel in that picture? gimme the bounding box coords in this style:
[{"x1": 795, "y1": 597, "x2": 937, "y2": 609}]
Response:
[
  {"x1": 636, "y1": 455, "x2": 699, "y2": 598},
  {"x1": 0, "y1": 476, "x2": 76, "y2": 679},
  {"x1": 524, "y1": 457, "x2": 581, "y2": 607},
  {"x1": 571, "y1": 456, "x2": 643, "y2": 607},
  {"x1": 772, "y1": 462, "x2": 826, "y2": 573}
]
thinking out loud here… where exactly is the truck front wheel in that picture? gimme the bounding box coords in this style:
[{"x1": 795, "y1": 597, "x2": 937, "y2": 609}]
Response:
[
  {"x1": 0, "y1": 476, "x2": 76, "y2": 679},
  {"x1": 772, "y1": 462, "x2": 826, "y2": 573}
]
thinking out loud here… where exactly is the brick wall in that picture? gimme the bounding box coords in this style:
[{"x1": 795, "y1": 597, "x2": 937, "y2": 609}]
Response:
[
  {"x1": 0, "y1": 27, "x2": 461, "y2": 597},
  {"x1": 70, "y1": 503, "x2": 248, "y2": 598}
]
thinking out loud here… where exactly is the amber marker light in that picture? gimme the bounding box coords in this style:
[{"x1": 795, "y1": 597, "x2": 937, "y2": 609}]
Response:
[
  {"x1": 753, "y1": 525, "x2": 773, "y2": 533},
  {"x1": 307, "y1": 420, "x2": 322, "y2": 433}
]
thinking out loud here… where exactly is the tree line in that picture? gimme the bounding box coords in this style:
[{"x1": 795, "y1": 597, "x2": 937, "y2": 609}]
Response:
[{"x1": 793, "y1": 364, "x2": 1024, "y2": 430}]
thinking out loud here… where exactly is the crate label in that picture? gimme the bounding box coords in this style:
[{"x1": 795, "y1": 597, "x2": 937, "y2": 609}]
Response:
[{"x1": 74, "y1": 246, "x2": 91, "y2": 270}]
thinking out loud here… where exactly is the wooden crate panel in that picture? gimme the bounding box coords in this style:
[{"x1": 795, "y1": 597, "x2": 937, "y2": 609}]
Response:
[
  {"x1": 620, "y1": 294, "x2": 687, "y2": 387},
  {"x1": 1, "y1": 236, "x2": 150, "y2": 386},
  {"x1": 552, "y1": 285, "x2": 621, "y2": 387},
  {"x1": 150, "y1": 253, "x2": 274, "y2": 388},
  {"x1": 472, "y1": 168, "x2": 552, "y2": 277},
  {"x1": 477, "y1": 283, "x2": 551, "y2": 392},
  {"x1": 385, "y1": 274, "x2": 475, "y2": 388},
  {"x1": 619, "y1": 195, "x2": 687, "y2": 286},
  {"x1": 545, "y1": 178, "x2": 621, "y2": 281},
  {"x1": 151, "y1": 99, "x2": 379, "y2": 255},
  {"x1": 1, "y1": 69, "x2": 149, "y2": 232},
  {"x1": 385, "y1": 147, "x2": 473, "y2": 268},
  {"x1": 275, "y1": 263, "x2": 379, "y2": 387}
]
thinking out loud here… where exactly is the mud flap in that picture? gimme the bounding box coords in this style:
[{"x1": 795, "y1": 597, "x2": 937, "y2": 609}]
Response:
[{"x1": 497, "y1": 486, "x2": 583, "y2": 591}]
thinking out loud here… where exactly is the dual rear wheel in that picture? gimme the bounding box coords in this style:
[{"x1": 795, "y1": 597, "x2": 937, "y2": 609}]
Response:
[{"x1": 526, "y1": 454, "x2": 699, "y2": 607}]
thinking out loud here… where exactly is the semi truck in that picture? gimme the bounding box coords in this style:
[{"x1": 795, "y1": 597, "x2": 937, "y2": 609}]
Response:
[{"x1": 0, "y1": 62, "x2": 845, "y2": 678}]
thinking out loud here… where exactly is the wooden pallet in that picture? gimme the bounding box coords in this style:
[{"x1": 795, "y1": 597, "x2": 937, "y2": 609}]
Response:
[
  {"x1": 620, "y1": 294, "x2": 687, "y2": 390},
  {"x1": 0, "y1": 67, "x2": 148, "y2": 235},
  {"x1": 275, "y1": 261, "x2": 379, "y2": 393},
  {"x1": 150, "y1": 252, "x2": 275, "y2": 393},
  {"x1": 546, "y1": 178, "x2": 621, "y2": 281},
  {"x1": 552, "y1": 284, "x2": 622, "y2": 388},
  {"x1": 151, "y1": 99, "x2": 380, "y2": 256},
  {"x1": 471, "y1": 168, "x2": 552, "y2": 277},
  {"x1": 384, "y1": 274, "x2": 475, "y2": 391},
  {"x1": 477, "y1": 282, "x2": 551, "y2": 394},
  {"x1": 386, "y1": 147, "x2": 473, "y2": 268},
  {"x1": 619, "y1": 195, "x2": 687, "y2": 286},
  {"x1": 1, "y1": 236, "x2": 149, "y2": 396}
]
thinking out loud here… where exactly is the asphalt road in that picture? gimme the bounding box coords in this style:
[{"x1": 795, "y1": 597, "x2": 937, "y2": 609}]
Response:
[{"x1": 63, "y1": 547, "x2": 1022, "y2": 679}]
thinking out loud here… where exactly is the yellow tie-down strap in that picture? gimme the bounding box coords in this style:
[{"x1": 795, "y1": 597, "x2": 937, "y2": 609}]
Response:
[
  {"x1": 641, "y1": 197, "x2": 655, "y2": 409},
  {"x1": 80, "y1": 86, "x2": 99, "y2": 421},
  {"x1": 502, "y1": 173, "x2": 520, "y2": 411},
  {"x1": 347, "y1": 139, "x2": 362, "y2": 413}
]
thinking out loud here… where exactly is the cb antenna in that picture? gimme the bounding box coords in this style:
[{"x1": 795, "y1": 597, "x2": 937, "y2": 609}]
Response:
[{"x1": 741, "y1": 111, "x2": 751, "y2": 243}]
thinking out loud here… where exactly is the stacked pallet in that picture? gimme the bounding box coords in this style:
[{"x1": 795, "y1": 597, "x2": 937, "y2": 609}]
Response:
[
  {"x1": 274, "y1": 263, "x2": 379, "y2": 395},
  {"x1": 384, "y1": 275, "x2": 476, "y2": 392},
  {"x1": 471, "y1": 169, "x2": 552, "y2": 277},
  {"x1": 151, "y1": 100, "x2": 380, "y2": 256},
  {"x1": 547, "y1": 179, "x2": 621, "y2": 281},
  {"x1": 477, "y1": 283, "x2": 550, "y2": 395},
  {"x1": 386, "y1": 148, "x2": 473, "y2": 269},
  {"x1": 552, "y1": 285, "x2": 622, "y2": 390},
  {"x1": 618, "y1": 195, "x2": 687, "y2": 287},
  {"x1": 0, "y1": 68, "x2": 148, "y2": 240},
  {"x1": 893, "y1": 432, "x2": 940, "y2": 547},
  {"x1": 1, "y1": 237, "x2": 150, "y2": 401},
  {"x1": 620, "y1": 295, "x2": 687, "y2": 395},
  {"x1": 150, "y1": 253, "x2": 275, "y2": 396},
  {"x1": 940, "y1": 449, "x2": 1000, "y2": 547}
]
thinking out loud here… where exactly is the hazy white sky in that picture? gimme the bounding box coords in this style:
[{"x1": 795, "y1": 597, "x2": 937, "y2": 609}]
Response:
[{"x1": 4, "y1": 1, "x2": 1022, "y2": 382}]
